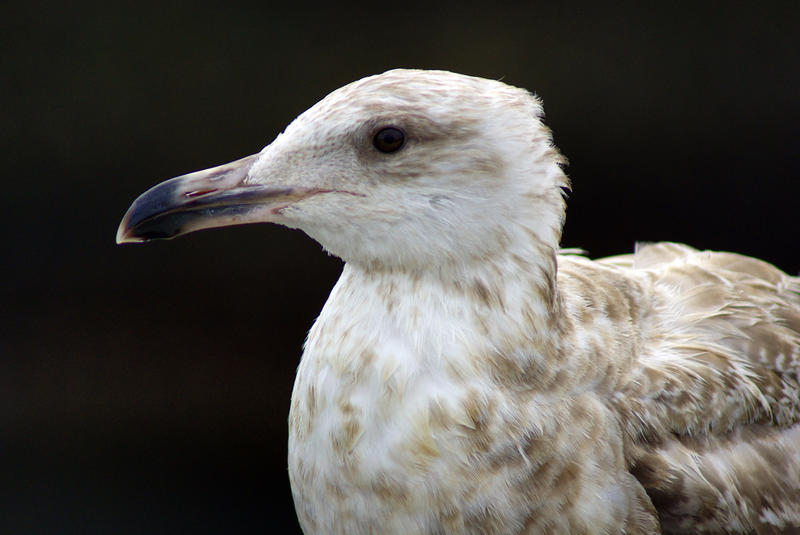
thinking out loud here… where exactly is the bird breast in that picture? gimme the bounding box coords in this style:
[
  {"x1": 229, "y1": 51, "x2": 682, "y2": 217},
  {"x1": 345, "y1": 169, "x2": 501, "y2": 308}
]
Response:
[{"x1": 285, "y1": 260, "x2": 650, "y2": 534}]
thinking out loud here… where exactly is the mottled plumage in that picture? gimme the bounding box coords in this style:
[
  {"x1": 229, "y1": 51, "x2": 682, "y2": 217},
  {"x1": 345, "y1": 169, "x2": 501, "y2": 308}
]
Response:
[{"x1": 117, "y1": 69, "x2": 800, "y2": 534}]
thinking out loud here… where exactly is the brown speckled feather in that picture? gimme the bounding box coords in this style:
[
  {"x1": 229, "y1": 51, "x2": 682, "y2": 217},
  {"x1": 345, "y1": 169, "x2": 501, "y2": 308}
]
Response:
[{"x1": 586, "y1": 243, "x2": 800, "y2": 533}]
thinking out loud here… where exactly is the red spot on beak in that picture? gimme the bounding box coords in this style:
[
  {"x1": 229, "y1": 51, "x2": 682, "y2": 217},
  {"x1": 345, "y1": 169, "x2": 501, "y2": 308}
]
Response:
[{"x1": 185, "y1": 189, "x2": 218, "y2": 198}]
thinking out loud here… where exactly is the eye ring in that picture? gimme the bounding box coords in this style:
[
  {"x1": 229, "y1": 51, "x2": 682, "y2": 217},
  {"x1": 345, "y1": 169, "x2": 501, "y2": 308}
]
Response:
[{"x1": 372, "y1": 127, "x2": 405, "y2": 153}]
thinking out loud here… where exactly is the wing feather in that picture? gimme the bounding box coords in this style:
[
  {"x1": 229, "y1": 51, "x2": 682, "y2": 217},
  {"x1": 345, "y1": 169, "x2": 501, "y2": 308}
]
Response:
[{"x1": 562, "y1": 243, "x2": 800, "y2": 533}]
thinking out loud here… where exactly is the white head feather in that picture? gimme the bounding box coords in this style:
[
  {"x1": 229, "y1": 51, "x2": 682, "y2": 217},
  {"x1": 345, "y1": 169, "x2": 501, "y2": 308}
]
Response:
[{"x1": 246, "y1": 69, "x2": 568, "y2": 271}]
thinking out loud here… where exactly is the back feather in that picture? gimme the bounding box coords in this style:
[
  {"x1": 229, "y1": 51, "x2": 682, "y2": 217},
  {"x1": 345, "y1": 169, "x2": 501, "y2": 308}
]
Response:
[{"x1": 588, "y1": 243, "x2": 800, "y2": 533}]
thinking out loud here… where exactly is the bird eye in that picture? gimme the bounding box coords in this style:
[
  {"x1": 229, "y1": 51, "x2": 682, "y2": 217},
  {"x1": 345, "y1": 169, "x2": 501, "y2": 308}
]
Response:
[{"x1": 372, "y1": 127, "x2": 405, "y2": 153}]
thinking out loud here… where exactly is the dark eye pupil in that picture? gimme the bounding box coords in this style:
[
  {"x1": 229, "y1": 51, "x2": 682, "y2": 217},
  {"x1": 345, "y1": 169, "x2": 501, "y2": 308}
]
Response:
[{"x1": 373, "y1": 127, "x2": 405, "y2": 153}]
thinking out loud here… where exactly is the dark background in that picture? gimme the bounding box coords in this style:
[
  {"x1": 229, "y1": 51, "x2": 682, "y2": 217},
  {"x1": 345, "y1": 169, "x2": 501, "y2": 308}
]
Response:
[{"x1": 2, "y1": 2, "x2": 798, "y2": 533}]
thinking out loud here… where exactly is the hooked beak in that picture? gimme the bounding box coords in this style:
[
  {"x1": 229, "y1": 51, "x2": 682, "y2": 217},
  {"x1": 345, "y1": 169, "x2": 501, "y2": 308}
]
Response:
[{"x1": 116, "y1": 154, "x2": 321, "y2": 244}]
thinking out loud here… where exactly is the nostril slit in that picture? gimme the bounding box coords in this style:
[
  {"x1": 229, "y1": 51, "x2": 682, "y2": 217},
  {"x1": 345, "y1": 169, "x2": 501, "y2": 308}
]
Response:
[{"x1": 185, "y1": 189, "x2": 218, "y2": 198}]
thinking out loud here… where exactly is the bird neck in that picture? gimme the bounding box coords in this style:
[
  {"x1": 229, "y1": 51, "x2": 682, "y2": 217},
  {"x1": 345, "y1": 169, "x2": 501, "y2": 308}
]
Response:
[{"x1": 303, "y1": 227, "x2": 567, "y2": 390}]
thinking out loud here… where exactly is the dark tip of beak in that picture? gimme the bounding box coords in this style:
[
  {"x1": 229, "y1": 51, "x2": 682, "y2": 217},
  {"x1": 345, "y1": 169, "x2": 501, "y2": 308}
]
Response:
[
  {"x1": 131, "y1": 229, "x2": 177, "y2": 241},
  {"x1": 115, "y1": 154, "x2": 332, "y2": 244},
  {"x1": 116, "y1": 155, "x2": 260, "y2": 244}
]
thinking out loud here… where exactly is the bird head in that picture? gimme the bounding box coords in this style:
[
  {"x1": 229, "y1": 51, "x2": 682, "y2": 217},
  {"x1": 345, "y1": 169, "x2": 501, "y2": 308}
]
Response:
[{"x1": 117, "y1": 69, "x2": 568, "y2": 271}]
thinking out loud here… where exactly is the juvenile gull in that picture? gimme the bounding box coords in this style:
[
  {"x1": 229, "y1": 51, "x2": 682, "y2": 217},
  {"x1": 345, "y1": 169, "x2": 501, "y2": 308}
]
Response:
[{"x1": 117, "y1": 69, "x2": 800, "y2": 534}]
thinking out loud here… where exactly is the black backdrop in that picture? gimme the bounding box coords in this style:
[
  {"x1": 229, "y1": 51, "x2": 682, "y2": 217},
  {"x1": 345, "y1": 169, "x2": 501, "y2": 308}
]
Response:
[{"x1": 2, "y1": 2, "x2": 799, "y2": 533}]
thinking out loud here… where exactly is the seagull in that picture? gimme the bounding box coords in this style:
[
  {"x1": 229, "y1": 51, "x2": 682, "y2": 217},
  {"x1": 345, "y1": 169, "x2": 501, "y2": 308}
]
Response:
[{"x1": 117, "y1": 69, "x2": 800, "y2": 534}]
